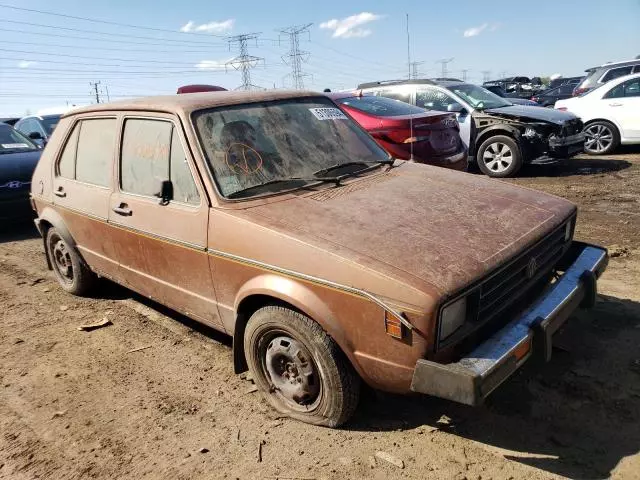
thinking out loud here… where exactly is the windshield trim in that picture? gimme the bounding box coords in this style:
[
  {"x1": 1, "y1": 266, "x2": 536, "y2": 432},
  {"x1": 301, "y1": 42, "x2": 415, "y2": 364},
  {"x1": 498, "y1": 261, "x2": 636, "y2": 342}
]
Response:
[{"x1": 190, "y1": 96, "x2": 392, "y2": 203}]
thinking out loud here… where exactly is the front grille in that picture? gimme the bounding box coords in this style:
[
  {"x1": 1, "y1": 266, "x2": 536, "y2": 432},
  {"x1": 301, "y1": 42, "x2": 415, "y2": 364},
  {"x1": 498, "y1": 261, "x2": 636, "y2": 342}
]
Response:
[
  {"x1": 561, "y1": 119, "x2": 583, "y2": 137},
  {"x1": 477, "y1": 225, "x2": 568, "y2": 324}
]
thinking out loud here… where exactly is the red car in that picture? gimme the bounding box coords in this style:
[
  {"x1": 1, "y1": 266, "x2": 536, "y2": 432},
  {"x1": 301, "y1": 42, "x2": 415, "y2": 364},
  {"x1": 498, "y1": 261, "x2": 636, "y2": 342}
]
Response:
[{"x1": 328, "y1": 92, "x2": 467, "y2": 170}]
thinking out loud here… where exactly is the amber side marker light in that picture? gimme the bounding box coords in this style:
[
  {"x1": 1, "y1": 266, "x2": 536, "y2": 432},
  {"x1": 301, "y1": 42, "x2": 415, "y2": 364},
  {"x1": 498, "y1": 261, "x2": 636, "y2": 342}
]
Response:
[
  {"x1": 513, "y1": 338, "x2": 532, "y2": 362},
  {"x1": 384, "y1": 311, "x2": 405, "y2": 339}
]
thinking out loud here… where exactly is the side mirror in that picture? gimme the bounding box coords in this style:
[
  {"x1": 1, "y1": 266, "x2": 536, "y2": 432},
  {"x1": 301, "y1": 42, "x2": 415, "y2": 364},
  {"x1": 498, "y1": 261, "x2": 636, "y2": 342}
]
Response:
[
  {"x1": 156, "y1": 180, "x2": 173, "y2": 206},
  {"x1": 28, "y1": 131, "x2": 43, "y2": 140},
  {"x1": 447, "y1": 102, "x2": 465, "y2": 113}
]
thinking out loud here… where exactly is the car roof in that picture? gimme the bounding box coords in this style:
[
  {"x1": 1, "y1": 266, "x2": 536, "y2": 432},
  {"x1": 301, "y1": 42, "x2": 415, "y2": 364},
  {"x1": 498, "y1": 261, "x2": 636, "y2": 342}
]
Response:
[
  {"x1": 357, "y1": 79, "x2": 436, "y2": 89},
  {"x1": 586, "y1": 58, "x2": 640, "y2": 71},
  {"x1": 63, "y1": 90, "x2": 322, "y2": 118}
]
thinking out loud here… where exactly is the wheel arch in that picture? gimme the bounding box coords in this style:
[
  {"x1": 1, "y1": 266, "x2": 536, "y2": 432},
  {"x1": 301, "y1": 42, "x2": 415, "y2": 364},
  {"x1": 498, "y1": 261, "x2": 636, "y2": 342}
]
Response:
[
  {"x1": 36, "y1": 206, "x2": 76, "y2": 270},
  {"x1": 583, "y1": 117, "x2": 622, "y2": 136},
  {"x1": 231, "y1": 274, "x2": 360, "y2": 379},
  {"x1": 475, "y1": 126, "x2": 521, "y2": 150}
]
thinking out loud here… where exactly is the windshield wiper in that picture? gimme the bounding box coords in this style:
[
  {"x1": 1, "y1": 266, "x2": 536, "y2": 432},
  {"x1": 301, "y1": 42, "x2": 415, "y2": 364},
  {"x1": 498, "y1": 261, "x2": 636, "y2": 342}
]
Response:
[
  {"x1": 226, "y1": 176, "x2": 340, "y2": 199},
  {"x1": 313, "y1": 159, "x2": 393, "y2": 177}
]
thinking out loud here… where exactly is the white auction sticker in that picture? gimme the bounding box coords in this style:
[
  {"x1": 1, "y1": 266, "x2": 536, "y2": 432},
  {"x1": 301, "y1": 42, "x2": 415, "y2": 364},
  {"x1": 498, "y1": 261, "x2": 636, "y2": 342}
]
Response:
[
  {"x1": 309, "y1": 108, "x2": 348, "y2": 121},
  {"x1": 1, "y1": 143, "x2": 30, "y2": 149}
]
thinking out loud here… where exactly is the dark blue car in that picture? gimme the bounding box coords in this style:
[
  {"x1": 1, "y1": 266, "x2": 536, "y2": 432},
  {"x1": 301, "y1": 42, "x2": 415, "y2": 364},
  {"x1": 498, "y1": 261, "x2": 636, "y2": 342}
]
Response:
[{"x1": 0, "y1": 123, "x2": 41, "y2": 224}]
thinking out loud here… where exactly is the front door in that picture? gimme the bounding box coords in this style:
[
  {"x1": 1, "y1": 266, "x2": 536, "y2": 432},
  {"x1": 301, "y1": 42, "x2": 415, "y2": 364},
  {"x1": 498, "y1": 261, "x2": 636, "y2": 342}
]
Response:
[
  {"x1": 415, "y1": 86, "x2": 472, "y2": 149},
  {"x1": 107, "y1": 114, "x2": 221, "y2": 328},
  {"x1": 52, "y1": 116, "x2": 120, "y2": 278},
  {"x1": 603, "y1": 77, "x2": 640, "y2": 140}
]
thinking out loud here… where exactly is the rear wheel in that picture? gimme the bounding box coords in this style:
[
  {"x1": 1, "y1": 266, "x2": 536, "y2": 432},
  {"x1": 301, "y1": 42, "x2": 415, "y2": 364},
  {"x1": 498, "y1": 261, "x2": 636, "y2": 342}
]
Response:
[
  {"x1": 244, "y1": 306, "x2": 360, "y2": 427},
  {"x1": 477, "y1": 135, "x2": 523, "y2": 178},
  {"x1": 46, "y1": 227, "x2": 96, "y2": 296},
  {"x1": 584, "y1": 121, "x2": 620, "y2": 155}
]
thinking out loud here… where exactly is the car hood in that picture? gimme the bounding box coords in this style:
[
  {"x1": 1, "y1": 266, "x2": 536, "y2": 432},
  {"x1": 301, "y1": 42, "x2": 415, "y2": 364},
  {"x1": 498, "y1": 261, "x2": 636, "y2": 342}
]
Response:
[
  {"x1": 509, "y1": 98, "x2": 540, "y2": 106},
  {"x1": 0, "y1": 149, "x2": 41, "y2": 183},
  {"x1": 235, "y1": 163, "x2": 575, "y2": 297},
  {"x1": 483, "y1": 105, "x2": 578, "y2": 125}
]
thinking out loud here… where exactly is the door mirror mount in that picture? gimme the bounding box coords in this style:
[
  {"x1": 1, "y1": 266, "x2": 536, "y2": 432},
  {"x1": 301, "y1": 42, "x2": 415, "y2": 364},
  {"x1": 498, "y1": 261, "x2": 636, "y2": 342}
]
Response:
[
  {"x1": 447, "y1": 102, "x2": 465, "y2": 114},
  {"x1": 156, "y1": 180, "x2": 173, "y2": 206},
  {"x1": 28, "y1": 131, "x2": 44, "y2": 140}
]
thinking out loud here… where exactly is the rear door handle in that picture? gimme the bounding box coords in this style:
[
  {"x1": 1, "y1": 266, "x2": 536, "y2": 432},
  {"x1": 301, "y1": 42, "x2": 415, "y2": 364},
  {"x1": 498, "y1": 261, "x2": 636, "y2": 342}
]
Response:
[
  {"x1": 112, "y1": 204, "x2": 132, "y2": 216},
  {"x1": 54, "y1": 186, "x2": 66, "y2": 198},
  {"x1": 609, "y1": 103, "x2": 623, "y2": 107}
]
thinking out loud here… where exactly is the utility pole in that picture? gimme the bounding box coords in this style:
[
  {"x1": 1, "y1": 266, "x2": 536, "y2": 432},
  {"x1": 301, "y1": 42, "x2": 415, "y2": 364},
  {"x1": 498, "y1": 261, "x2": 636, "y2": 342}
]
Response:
[
  {"x1": 461, "y1": 69, "x2": 469, "y2": 82},
  {"x1": 409, "y1": 61, "x2": 425, "y2": 79},
  {"x1": 104, "y1": 84, "x2": 111, "y2": 102},
  {"x1": 481, "y1": 70, "x2": 491, "y2": 83},
  {"x1": 90, "y1": 81, "x2": 101, "y2": 103},
  {"x1": 226, "y1": 33, "x2": 264, "y2": 91},
  {"x1": 279, "y1": 24, "x2": 312, "y2": 89},
  {"x1": 436, "y1": 58, "x2": 454, "y2": 79},
  {"x1": 406, "y1": 13, "x2": 411, "y2": 81}
]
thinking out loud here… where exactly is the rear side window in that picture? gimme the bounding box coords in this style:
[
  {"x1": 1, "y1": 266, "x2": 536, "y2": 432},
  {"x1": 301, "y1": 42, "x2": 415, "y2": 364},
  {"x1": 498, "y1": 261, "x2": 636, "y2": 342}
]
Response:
[
  {"x1": 120, "y1": 118, "x2": 200, "y2": 205},
  {"x1": 56, "y1": 118, "x2": 116, "y2": 187},
  {"x1": 601, "y1": 66, "x2": 632, "y2": 82},
  {"x1": 371, "y1": 87, "x2": 412, "y2": 104},
  {"x1": 416, "y1": 87, "x2": 457, "y2": 111},
  {"x1": 336, "y1": 96, "x2": 425, "y2": 116},
  {"x1": 559, "y1": 85, "x2": 575, "y2": 94}
]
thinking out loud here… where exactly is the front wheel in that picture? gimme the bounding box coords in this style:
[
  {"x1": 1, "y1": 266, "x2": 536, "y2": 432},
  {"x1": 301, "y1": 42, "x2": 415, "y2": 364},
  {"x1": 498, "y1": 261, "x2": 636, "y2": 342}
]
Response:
[
  {"x1": 477, "y1": 135, "x2": 523, "y2": 178},
  {"x1": 244, "y1": 306, "x2": 360, "y2": 427},
  {"x1": 584, "y1": 121, "x2": 620, "y2": 155}
]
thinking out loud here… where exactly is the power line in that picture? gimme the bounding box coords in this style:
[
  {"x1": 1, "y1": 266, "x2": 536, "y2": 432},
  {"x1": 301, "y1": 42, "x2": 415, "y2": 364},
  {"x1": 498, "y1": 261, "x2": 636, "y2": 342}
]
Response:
[
  {"x1": 0, "y1": 3, "x2": 229, "y2": 38},
  {"x1": 0, "y1": 38, "x2": 226, "y2": 54},
  {"x1": 278, "y1": 24, "x2": 312, "y2": 89},
  {"x1": 226, "y1": 34, "x2": 265, "y2": 90},
  {"x1": 435, "y1": 58, "x2": 454, "y2": 78}
]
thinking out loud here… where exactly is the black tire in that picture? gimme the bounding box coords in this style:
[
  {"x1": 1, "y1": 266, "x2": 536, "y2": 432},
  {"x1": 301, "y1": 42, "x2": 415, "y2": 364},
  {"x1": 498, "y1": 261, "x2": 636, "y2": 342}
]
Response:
[
  {"x1": 244, "y1": 306, "x2": 360, "y2": 427},
  {"x1": 583, "y1": 120, "x2": 620, "y2": 155},
  {"x1": 45, "y1": 227, "x2": 96, "y2": 296},
  {"x1": 477, "y1": 135, "x2": 523, "y2": 178}
]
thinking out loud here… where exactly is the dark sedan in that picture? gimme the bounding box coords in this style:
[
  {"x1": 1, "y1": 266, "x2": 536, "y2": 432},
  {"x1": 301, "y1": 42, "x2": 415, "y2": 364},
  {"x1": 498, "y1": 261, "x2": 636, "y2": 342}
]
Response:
[
  {"x1": 531, "y1": 84, "x2": 576, "y2": 107},
  {"x1": 0, "y1": 124, "x2": 41, "y2": 223}
]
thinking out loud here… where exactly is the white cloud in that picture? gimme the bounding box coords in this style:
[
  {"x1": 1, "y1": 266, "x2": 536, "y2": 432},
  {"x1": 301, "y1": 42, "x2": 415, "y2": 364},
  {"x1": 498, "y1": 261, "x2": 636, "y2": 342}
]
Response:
[
  {"x1": 180, "y1": 19, "x2": 234, "y2": 34},
  {"x1": 18, "y1": 60, "x2": 36, "y2": 68},
  {"x1": 463, "y1": 22, "x2": 500, "y2": 38},
  {"x1": 319, "y1": 12, "x2": 383, "y2": 39},
  {"x1": 195, "y1": 59, "x2": 230, "y2": 70}
]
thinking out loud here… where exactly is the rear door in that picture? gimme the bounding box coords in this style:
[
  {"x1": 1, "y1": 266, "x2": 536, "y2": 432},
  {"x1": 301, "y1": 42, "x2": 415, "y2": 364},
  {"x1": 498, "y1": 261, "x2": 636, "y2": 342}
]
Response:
[
  {"x1": 415, "y1": 86, "x2": 472, "y2": 149},
  {"x1": 603, "y1": 78, "x2": 640, "y2": 139},
  {"x1": 52, "y1": 116, "x2": 120, "y2": 278},
  {"x1": 108, "y1": 113, "x2": 221, "y2": 327}
]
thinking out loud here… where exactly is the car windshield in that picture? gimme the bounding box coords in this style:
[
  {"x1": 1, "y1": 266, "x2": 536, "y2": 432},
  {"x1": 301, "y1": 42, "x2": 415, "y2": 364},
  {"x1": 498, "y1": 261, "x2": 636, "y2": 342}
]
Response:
[
  {"x1": 193, "y1": 97, "x2": 390, "y2": 199},
  {"x1": 448, "y1": 84, "x2": 512, "y2": 109},
  {"x1": 41, "y1": 115, "x2": 61, "y2": 135},
  {"x1": 335, "y1": 95, "x2": 425, "y2": 116},
  {"x1": 0, "y1": 124, "x2": 38, "y2": 154}
]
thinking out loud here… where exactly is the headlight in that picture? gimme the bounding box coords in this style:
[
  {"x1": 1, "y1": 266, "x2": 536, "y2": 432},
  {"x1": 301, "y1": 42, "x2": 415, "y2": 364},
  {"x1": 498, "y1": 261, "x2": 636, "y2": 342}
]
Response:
[{"x1": 440, "y1": 296, "x2": 467, "y2": 340}]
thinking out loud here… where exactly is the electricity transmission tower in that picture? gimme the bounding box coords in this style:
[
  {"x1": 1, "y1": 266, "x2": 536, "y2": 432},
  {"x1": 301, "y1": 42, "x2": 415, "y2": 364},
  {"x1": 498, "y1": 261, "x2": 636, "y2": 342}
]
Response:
[
  {"x1": 461, "y1": 69, "x2": 469, "y2": 81},
  {"x1": 409, "y1": 61, "x2": 425, "y2": 79},
  {"x1": 482, "y1": 70, "x2": 492, "y2": 83},
  {"x1": 226, "y1": 33, "x2": 264, "y2": 91},
  {"x1": 279, "y1": 24, "x2": 312, "y2": 89},
  {"x1": 436, "y1": 58, "x2": 454, "y2": 78}
]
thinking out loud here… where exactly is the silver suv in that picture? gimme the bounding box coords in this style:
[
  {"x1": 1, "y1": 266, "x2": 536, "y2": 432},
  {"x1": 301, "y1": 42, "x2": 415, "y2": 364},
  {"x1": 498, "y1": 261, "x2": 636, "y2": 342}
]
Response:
[{"x1": 574, "y1": 58, "x2": 640, "y2": 96}]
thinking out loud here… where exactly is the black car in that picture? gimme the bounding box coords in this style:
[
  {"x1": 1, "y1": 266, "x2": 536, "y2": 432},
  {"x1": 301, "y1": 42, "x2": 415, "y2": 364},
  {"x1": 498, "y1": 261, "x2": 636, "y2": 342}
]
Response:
[
  {"x1": 357, "y1": 79, "x2": 584, "y2": 178},
  {"x1": 0, "y1": 124, "x2": 41, "y2": 224},
  {"x1": 483, "y1": 84, "x2": 539, "y2": 106},
  {"x1": 14, "y1": 114, "x2": 61, "y2": 147},
  {"x1": 531, "y1": 84, "x2": 576, "y2": 107},
  {"x1": 548, "y1": 76, "x2": 583, "y2": 89}
]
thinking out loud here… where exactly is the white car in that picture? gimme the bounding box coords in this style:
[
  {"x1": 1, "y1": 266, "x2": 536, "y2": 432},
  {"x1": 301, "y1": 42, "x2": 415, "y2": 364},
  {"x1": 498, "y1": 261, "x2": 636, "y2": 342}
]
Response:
[{"x1": 555, "y1": 73, "x2": 640, "y2": 155}]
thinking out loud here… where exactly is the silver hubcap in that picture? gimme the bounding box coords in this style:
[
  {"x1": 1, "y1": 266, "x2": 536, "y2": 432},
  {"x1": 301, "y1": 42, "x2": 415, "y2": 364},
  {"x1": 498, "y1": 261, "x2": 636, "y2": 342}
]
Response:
[
  {"x1": 585, "y1": 124, "x2": 613, "y2": 153},
  {"x1": 52, "y1": 237, "x2": 73, "y2": 283},
  {"x1": 483, "y1": 142, "x2": 513, "y2": 173},
  {"x1": 264, "y1": 335, "x2": 320, "y2": 410}
]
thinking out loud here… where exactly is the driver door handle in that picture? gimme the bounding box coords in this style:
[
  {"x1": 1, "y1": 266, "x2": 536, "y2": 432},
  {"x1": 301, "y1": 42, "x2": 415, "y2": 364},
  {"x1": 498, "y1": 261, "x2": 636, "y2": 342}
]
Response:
[
  {"x1": 112, "y1": 203, "x2": 132, "y2": 216},
  {"x1": 54, "y1": 186, "x2": 66, "y2": 198}
]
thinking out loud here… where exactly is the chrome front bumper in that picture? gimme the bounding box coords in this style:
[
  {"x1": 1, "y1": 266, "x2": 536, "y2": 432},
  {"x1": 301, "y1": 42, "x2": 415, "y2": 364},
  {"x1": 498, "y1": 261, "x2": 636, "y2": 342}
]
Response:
[{"x1": 410, "y1": 242, "x2": 608, "y2": 405}]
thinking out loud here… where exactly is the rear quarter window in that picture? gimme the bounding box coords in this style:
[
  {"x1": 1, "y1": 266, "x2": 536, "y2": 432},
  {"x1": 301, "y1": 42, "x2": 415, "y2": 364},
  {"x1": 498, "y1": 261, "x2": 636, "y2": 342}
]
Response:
[{"x1": 601, "y1": 66, "x2": 633, "y2": 83}]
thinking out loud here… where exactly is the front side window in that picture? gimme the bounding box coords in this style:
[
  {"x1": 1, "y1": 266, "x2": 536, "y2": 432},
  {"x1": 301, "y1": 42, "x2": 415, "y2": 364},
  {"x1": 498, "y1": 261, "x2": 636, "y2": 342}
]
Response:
[
  {"x1": 622, "y1": 78, "x2": 640, "y2": 97},
  {"x1": 193, "y1": 97, "x2": 390, "y2": 199},
  {"x1": 416, "y1": 87, "x2": 459, "y2": 111},
  {"x1": 335, "y1": 95, "x2": 425, "y2": 116},
  {"x1": 76, "y1": 119, "x2": 117, "y2": 187},
  {"x1": 447, "y1": 84, "x2": 512, "y2": 110},
  {"x1": 601, "y1": 66, "x2": 632, "y2": 83},
  {"x1": 120, "y1": 118, "x2": 200, "y2": 205}
]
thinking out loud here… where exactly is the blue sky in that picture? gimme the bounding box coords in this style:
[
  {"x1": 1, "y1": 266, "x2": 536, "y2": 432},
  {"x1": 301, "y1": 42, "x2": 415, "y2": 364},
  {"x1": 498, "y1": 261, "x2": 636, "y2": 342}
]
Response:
[{"x1": 1, "y1": 0, "x2": 639, "y2": 115}]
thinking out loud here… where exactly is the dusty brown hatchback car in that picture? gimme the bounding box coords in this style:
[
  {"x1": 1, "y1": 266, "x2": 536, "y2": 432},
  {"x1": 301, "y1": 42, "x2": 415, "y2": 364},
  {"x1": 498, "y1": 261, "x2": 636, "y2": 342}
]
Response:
[{"x1": 31, "y1": 91, "x2": 608, "y2": 427}]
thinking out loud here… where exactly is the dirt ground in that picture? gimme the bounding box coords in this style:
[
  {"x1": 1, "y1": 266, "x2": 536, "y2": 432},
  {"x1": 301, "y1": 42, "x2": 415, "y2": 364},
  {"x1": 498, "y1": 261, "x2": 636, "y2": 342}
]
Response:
[{"x1": 1, "y1": 149, "x2": 639, "y2": 480}]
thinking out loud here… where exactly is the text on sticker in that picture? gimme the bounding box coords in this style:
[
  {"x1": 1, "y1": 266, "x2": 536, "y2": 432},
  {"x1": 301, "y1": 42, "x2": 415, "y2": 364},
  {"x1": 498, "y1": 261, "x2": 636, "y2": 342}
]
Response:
[
  {"x1": 1, "y1": 143, "x2": 30, "y2": 149},
  {"x1": 309, "y1": 108, "x2": 348, "y2": 121}
]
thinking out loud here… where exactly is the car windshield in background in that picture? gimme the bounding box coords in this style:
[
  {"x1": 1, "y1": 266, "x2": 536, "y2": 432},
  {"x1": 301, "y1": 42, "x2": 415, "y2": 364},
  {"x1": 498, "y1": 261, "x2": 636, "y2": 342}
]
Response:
[
  {"x1": 41, "y1": 115, "x2": 61, "y2": 135},
  {"x1": 336, "y1": 95, "x2": 425, "y2": 116},
  {"x1": 0, "y1": 124, "x2": 38, "y2": 154},
  {"x1": 449, "y1": 84, "x2": 512, "y2": 110},
  {"x1": 193, "y1": 97, "x2": 390, "y2": 198}
]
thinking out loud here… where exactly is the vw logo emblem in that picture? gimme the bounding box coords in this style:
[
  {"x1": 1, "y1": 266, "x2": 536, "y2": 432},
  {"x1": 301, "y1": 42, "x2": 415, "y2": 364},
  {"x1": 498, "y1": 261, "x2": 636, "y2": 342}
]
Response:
[{"x1": 526, "y1": 257, "x2": 538, "y2": 279}]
